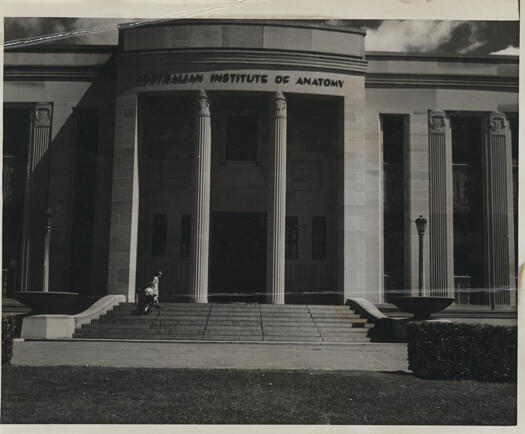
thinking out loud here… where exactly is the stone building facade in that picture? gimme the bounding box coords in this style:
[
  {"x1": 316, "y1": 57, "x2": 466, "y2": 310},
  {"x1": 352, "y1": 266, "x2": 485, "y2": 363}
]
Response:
[{"x1": 2, "y1": 20, "x2": 519, "y2": 307}]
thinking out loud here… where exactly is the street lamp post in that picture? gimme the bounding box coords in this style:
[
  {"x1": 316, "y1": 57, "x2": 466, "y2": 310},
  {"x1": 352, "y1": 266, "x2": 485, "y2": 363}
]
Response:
[
  {"x1": 43, "y1": 208, "x2": 55, "y2": 293},
  {"x1": 415, "y1": 215, "x2": 427, "y2": 297}
]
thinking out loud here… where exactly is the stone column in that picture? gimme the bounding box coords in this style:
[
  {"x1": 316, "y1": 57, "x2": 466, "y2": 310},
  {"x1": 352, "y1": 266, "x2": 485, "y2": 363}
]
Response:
[
  {"x1": 484, "y1": 112, "x2": 513, "y2": 306},
  {"x1": 21, "y1": 103, "x2": 53, "y2": 291},
  {"x1": 107, "y1": 94, "x2": 140, "y2": 301},
  {"x1": 428, "y1": 110, "x2": 454, "y2": 296},
  {"x1": 267, "y1": 92, "x2": 287, "y2": 304},
  {"x1": 190, "y1": 90, "x2": 212, "y2": 303}
]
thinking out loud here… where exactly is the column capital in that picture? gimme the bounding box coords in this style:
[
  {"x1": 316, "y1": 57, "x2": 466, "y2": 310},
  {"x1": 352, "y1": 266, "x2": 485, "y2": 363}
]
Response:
[
  {"x1": 197, "y1": 89, "x2": 210, "y2": 117},
  {"x1": 428, "y1": 109, "x2": 446, "y2": 134},
  {"x1": 273, "y1": 91, "x2": 287, "y2": 118},
  {"x1": 34, "y1": 103, "x2": 52, "y2": 127},
  {"x1": 489, "y1": 112, "x2": 507, "y2": 135}
]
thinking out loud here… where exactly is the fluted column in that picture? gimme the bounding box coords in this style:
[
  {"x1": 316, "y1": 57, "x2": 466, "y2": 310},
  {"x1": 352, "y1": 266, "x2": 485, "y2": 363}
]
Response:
[
  {"x1": 21, "y1": 102, "x2": 53, "y2": 291},
  {"x1": 267, "y1": 92, "x2": 287, "y2": 304},
  {"x1": 190, "y1": 90, "x2": 212, "y2": 303},
  {"x1": 428, "y1": 109, "x2": 454, "y2": 296},
  {"x1": 484, "y1": 112, "x2": 513, "y2": 306}
]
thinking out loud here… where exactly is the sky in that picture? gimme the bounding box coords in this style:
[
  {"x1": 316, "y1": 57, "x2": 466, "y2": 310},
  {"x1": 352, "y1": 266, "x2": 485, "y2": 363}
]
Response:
[{"x1": 3, "y1": 18, "x2": 520, "y2": 55}]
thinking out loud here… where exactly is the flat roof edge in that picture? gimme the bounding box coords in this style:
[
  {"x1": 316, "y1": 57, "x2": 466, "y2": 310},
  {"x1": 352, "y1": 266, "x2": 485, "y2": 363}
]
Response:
[
  {"x1": 3, "y1": 43, "x2": 118, "y2": 53},
  {"x1": 366, "y1": 51, "x2": 519, "y2": 63}
]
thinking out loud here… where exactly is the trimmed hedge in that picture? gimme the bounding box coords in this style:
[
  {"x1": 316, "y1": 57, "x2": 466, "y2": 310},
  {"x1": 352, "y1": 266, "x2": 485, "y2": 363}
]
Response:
[
  {"x1": 407, "y1": 321, "x2": 517, "y2": 382},
  {"x1": 2, "y1": 315, "x2": 17, "y2": 365}
]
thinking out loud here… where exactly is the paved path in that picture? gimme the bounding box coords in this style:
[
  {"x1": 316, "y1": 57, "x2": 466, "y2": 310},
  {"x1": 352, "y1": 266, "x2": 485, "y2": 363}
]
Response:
[{"x1": 12, "y1": 340, "x2": 409, "y2": 371}]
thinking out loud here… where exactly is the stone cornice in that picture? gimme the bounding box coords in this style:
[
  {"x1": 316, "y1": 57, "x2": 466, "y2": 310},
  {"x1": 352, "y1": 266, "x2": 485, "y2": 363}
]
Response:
[
  {"x1": 366, "y1": 51, "x2": 519, "y2": 64},
  {"x1": 120, "y1": 19, "x2": 367, "y2": 36},
  {"x1": 4, "y1": 44, "x2": 117, "y2": 53},
  {"x1": 117, "y1": 49, "x2": 368, "y2": 75},
  {"x1": 365, "y1": 73, "x2": 518, "y2": 92},
  {"x1": 4, "y1": 64, "x2": 114, "y2": 81}
]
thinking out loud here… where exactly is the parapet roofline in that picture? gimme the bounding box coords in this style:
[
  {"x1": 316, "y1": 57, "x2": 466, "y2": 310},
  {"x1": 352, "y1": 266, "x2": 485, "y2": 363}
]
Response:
[
  {"x1": 366, "y1": 51, "x2": 519, "y2": 63},
  {"x1": 118, "y1": 18, "x2": 367, "y2": 36},
  {"x1": 3, "y1": 43, "x2": 118, "y2": 53}
]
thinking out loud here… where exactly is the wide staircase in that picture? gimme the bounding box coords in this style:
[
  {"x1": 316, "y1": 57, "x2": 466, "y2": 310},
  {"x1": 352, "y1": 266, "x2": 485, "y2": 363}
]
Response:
[{"x1": 74, "y1": 303, "x2": 374, "y2": 343}]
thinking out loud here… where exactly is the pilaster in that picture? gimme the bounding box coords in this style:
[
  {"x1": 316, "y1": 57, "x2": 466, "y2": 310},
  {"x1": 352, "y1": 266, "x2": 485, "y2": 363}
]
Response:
[
  {"x1": 484, "y1": 112, "x2": 513, "y2": 305},
  {"x1": 428, "y1": 109, "x2": 454, "y2": 295},
  {"x1": 107, "y1": 94, "x2": 139, "y2": 301}
]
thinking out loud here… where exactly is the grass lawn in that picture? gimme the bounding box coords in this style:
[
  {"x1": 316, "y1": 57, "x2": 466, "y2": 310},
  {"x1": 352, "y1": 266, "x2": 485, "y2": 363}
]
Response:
[{"x1": 1, "y1": 366, "x2": 516, "y2": 425}]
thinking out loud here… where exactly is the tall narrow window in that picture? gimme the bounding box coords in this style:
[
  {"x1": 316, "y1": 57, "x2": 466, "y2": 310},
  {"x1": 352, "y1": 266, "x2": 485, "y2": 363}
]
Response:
[
  {"x1": 312, "y1": 217, "x2": 327, "y2": 260},
  {"x1": 70, "y1": 109, "x2": 98, "y2": 293},
  {"x1": 225, "y1": 115, "x2": 257, "y2": 161},
  {"x1": 451, "y1": 116, "x2": 486, "y2": 304},
  {"x1": 285, "y1": 216, "x2": 299, "y2": 259},
  {"x1": 151, "y1": 214, "x2": 167, "y2": 257},
  {"x1": 382, "y1": 115, "x2": 406, "y2": 300},
  {"x1": 180, "y1": 214, "x2": 191, "y2": 258}
]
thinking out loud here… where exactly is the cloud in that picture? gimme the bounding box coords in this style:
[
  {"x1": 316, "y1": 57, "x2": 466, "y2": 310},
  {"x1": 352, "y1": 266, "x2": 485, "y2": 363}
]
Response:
[
  {"x1": 490, "y1": 45, "x2": 519, "y2": 55},
  {"x1": 365, "y1": 20, "x2": 463, "y2": 52},
  {"x1": 4, "y1": 18, "x2": 145, "y2": 47}
]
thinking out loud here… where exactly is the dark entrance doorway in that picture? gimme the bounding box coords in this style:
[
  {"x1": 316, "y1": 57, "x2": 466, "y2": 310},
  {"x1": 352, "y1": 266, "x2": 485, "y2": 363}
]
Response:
[{"x1": 209, "y1": 212, "x2": 267, "y2": 302}]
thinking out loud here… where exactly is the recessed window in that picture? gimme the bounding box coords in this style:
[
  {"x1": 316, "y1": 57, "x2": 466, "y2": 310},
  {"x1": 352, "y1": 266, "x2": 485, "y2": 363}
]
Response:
[
  {"x1": 226, "y1": 115, "x2": 257, "y2": 161},
  {"x1": 152, "y1": 214, "x2": 167, "y2": 257},
  {"x1": 180, "y1": 214, "x2": 191, "y2": 258},
  {"x1": 382, "y1": 115, "x2": 406, "y2": 299},
  {"x1": 312, "y1": 217, "x2": 327, "y2": 260},
  {"x1": 451, "y1": 116, "x2": 485, "y2": 304},
  {"x1": 285, "y1": 216, "x2": 299, "y2": 260}
]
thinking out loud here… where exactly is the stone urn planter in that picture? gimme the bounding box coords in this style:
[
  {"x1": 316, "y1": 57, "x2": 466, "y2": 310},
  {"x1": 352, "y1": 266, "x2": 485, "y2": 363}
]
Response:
[{"x1": 389, "y1": 296, "x2": 455, "y2": 320}]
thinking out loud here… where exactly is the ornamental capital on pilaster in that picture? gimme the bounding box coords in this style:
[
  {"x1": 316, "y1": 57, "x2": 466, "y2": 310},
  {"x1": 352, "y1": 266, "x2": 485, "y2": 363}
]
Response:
[
  {"x1": 428, "y1": 109, "x2": 446, "y2": 134},
  {"x1": 273, "y1": 91, "x2": 287, "y2": 118},
  {"x1": 197, "y1": 89, "x2": 210, "y2": 117},
  {"x1": 34, "y1": 103, "x2": 52, "y2": 127},
  {"x1": 489, "y1": 112, "x2": 507, "y2": 135}
]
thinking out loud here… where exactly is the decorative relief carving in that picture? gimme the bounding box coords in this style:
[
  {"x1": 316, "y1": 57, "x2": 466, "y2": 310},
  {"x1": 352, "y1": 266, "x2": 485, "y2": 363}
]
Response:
[
  {"x1": 274, "y1": 92, "x2": 287, "y2": 118},
  {"x1": 489, "y1": 112, "x2": 506, "y2": 135},
  {"x1": 34, "y1": 103, "x2": 52, "y2": 127},
  {"x1": 197, "y1": 89, "x2": 210, "y2": 117},
  {"x1": 428, "y1": 110, "x2": 446, "y2": 134}
]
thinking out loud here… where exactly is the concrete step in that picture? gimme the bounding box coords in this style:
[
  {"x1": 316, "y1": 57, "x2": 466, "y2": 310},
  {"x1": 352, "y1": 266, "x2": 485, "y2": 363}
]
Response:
[
  {"x1": 261, "y1": 321, "x2": 316, "y2": 327},
  {"x1": 263, "y1": 335, "x2": 322, "y2": 342},
  {"x1": 260, "y1": 316, "x2": 312, "y2": 322},
  {"x1": 210, "y1": 306, "x2": 261, "y2": 311},
  {"x1": 321, "y1": 336, "x2": 371, "y2": 342},
  {"x1": 207, "y1": 315, "x2": 261, "y2": 321},
  {"x1": 201, "y1": 335, "x2": 264, "y2": 341},
  {"x1": 204, "y1": 330, "x2": 263, "y2": 336},
  {"x1": 312, "y1": 318, "x2": 368, "y2": 324},
  {"x1": 262, "y1": 324, "x2": 318, "y2": 330},
  {"x1": 308, "y1": 306, "x2": 355, "y2": 312},
  {"x1": 76, "y1": 303, "x2": 373, "y2": 343},
  {"x1": 76, "y1": 327, "x2": 206, "y2": 335},
  {"x1": 317, "y1": 323, "x2": 373, "y2": 330},
  {"x1": 263, "y1": 329, "x2": 320, "y2": 336},
  {"x1": 74, "y1": 333, "x2": 206, "y2": 340},
  {"x1": 310, "y1": 312, "x2": 360, "y2": 319},
  {"x1": 205, "y1": 326, "x2": 262, "y2": 332},
  {"x1": 207, "y1": 318, "x2": 260, "y2": 324},
  {"x1": 99, "y1": 317, "x2": 208, "y2": 325}
]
